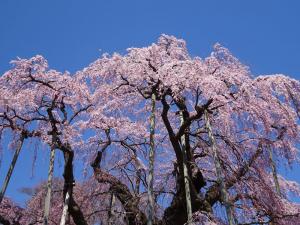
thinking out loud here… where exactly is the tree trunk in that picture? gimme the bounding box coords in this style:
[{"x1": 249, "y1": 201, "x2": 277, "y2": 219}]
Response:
[
  {"x1": 60, "y1": 149, "x2": 73, "y2": 225},
  {"x1": 147, "y1": 92, "x2": 156, "y2": 225},
  {"x1": 0, "y1": 135, "x2": 25, "y2": 204},
  {"x1": 179, "y1": 111, "x2": 193, "y2": 224},
  {"x1": 161, "y1": 97, "x2": 206, "y2": 225},
  {"x1": 60, "y1": 149, "x2": 87, "y2": 225},
  {"x1": 43, "y1": 147, "x2": 56, "y2": 225},
  {"x1": 0, "y1": 215, "x2": 18, "y2": 225},
  {"x1": 93, "y1": 168, "x2": 147, "y2": 225},
  {"x1": 204, "y1": 110, "x2": 235, "y2": 225}
]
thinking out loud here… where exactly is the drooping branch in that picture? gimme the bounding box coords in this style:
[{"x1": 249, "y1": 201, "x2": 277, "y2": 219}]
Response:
[
  {"x1": 69, "y1": 104, "x2": 93, "y2": 124},
  {"x1": 205, "y1": 141, "x2": 263, "y2": 206},
  {"x1": 25, "y1": 70, "x2": 57, "y2": 91}
]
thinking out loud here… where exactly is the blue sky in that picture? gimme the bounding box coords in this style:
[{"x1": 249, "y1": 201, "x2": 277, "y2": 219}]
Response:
[{"x1": 1, "y1": 0, "x2": 300, "y2": 205}]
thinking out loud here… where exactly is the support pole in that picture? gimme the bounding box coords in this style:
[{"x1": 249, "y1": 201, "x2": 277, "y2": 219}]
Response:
[
  {"x1": 59, "y1": 189, "x2": 71, "y2": 225},
  {"x1": 0, "y1": 135, "x2": 25, "y2": 204},
  {"x1": 108, "y1": 193, "x2": 116, "y2": 225},
  {"x1": 179, "y1": 111, "x2": 193, "y2": 224},
  {"x1": 147, "y1": 92, "x2": 156, "y2": 225},
  {"x1": 43, "y1": 147, "x2": 56, "y2": 225},
  {"x1": 204, "y1": 110, "x2": 234, "y2": 225},
  {"x1": 268, "y1": 145, "x2": 281, "y2": 196}
]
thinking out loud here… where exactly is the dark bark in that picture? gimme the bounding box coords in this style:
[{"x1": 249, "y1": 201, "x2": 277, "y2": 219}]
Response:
[
  {"x1": 161, "y1": 97, "x2": 264, "y2": 224},
  {"x1": 90, "y1": 131, "x2": 151, "y2": 225},
  {"x1": 162, "y1": 175, "x2": 205, "y2": 225},
  {"x1": 93, "y1": 168, "x2": 147, "y2": 225},
  {"x1": 161, "y1": 97, "x2": 208, "y2": 225},
  {"x1": 58, "y1": 145, "x2": 87, "y2": 225},
  {"x1": 0, "y1": 215, "x2": 12, "y2": 225},
  {"x1": 0, "y1": 214, "x2": 21, "y2": 225}
]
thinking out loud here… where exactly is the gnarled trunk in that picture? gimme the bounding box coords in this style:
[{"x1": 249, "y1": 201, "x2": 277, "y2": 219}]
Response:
[
  {"x1": 60, "y1": 149, "x2": 88, "y2": 225},
  {"x1": 93, "y1": 168, "x2": 147, "y2": 225},
  {"x1": 161, "y1": 97, "x2": 207, "y2": 225}
]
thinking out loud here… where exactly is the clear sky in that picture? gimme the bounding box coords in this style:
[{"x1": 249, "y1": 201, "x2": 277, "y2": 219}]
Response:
[{"x1": 1, "y1": 0, "x2": 300, "y2": 205}]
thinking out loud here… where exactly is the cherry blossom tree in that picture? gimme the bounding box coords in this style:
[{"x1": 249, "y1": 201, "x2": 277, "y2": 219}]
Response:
[
  {"x1": 80, "y1": 34, "x2": 300, "y2": 224},
  {"x1": 1, "y1": 35, "x2": 300, "y2": 225},
  {"x1": 0, "y1": 56, "x2": 92, "y2": 224}
]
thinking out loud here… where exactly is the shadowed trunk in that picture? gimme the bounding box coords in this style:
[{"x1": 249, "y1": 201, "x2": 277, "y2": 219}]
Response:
[
  {"x1": 161, "y1": 97, "x2": 207, "y2": 225},
  {"x1": 93, "y1": 167, "x2": 147, "y2": 225},
  {"x1": 60, "y1": 148, "x2": 88, "y2": 225},
  {"x1": 0, "y1": 216, "x2": 11, "y2": 225},
  {"x1": 162, "y1": 161, "x2": 206, "y2": 225}
]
